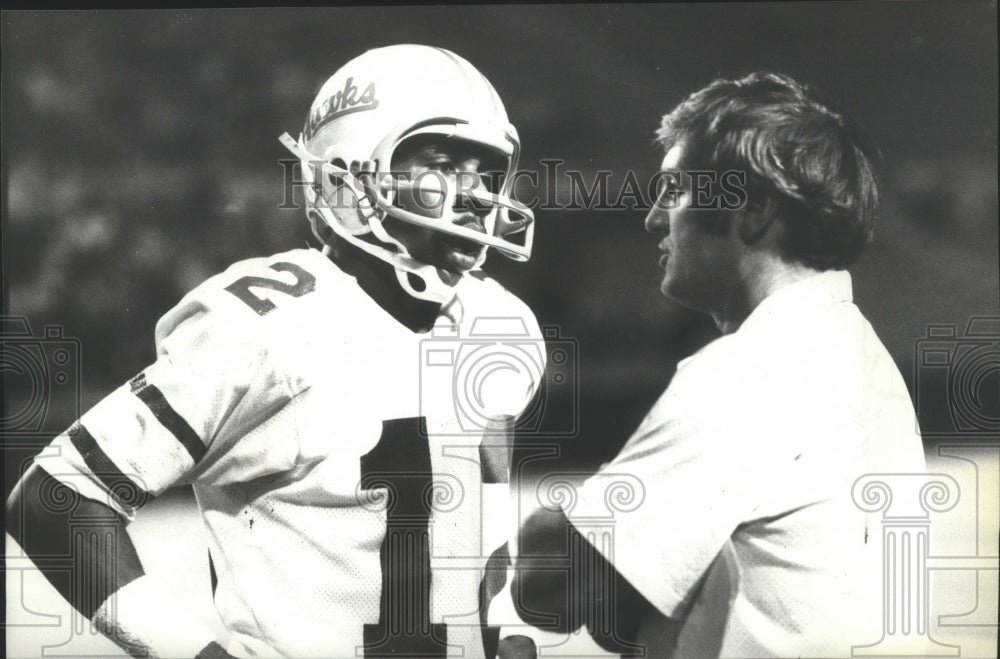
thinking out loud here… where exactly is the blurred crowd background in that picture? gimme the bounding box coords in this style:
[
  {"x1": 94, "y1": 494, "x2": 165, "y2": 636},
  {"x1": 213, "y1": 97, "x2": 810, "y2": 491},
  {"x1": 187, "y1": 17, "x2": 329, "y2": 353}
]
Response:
[{"x1": 3, "y1": 4, "x2": 997, "y2": 488}]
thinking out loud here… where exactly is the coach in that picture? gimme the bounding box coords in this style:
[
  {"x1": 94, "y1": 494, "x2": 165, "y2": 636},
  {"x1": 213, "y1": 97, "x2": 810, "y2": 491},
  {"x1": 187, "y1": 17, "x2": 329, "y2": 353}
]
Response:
[{"x1": 512, "y1": 72, "x2": 926, "y2": 658}]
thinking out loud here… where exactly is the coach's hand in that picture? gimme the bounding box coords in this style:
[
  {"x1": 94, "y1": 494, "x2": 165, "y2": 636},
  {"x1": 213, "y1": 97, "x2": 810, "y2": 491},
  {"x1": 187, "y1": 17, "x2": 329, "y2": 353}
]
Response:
[
  {"x1": 497, "y1": 634, "x2": 538, "y2": 659},
  {"x1": 195, "y1": 641, "x2": 238, "y2": 658}
]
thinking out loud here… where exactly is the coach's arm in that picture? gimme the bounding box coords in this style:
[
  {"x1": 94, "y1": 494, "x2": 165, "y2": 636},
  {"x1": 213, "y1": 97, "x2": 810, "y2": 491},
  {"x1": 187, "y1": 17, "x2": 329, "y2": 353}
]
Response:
[
  {"x1": 511, "y1": 505, "x2": 678, "y2": 656},
  {"x1": 6, "y1": 465, "x2": 229, "y2": 658}
]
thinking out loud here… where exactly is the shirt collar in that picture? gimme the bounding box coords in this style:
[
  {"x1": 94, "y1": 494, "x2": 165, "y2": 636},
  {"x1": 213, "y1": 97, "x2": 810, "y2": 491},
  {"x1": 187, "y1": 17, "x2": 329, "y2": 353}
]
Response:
[{"x1": 739, "y1": 269, "x2": 854, "y2": 332}]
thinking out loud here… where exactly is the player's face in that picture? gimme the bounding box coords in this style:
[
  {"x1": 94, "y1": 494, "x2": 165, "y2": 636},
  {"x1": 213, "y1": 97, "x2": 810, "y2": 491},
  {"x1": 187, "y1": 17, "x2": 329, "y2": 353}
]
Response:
[
  {"x1": 389, "y1": 137, "x2": 505, "y2": 283},
  {"x1": 644, "y1": 143, "x2": 739, "y2": 312}
]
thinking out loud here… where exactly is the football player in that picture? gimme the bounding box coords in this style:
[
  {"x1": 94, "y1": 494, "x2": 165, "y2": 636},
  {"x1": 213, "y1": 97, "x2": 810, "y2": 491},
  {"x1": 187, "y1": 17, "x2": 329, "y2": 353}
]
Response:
[{"x1": 7, "y1": 45, "x2": 543, "y2": 659}]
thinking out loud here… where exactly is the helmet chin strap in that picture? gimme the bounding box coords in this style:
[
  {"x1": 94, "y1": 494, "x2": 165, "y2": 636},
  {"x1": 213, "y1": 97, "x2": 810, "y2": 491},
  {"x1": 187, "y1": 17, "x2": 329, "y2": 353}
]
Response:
[
  {"x1": 282, "y1": 133, "x2": 461, "y2": 313},
  {"x1": 318, "y1": 241, "x2": 460, "y2": 322},
  {"x1": 387, "y1": 251, "x2": 460, "y2": 309}
]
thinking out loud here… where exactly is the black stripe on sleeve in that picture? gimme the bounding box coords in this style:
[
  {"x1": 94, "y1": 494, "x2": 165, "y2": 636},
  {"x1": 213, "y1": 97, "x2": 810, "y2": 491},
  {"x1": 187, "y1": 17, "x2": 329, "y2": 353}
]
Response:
[
  {"x1": 130, "y1": 373, "x2": 207, "y2": 463},
  {"x1": 67, "y1": 423, "x2": 151, "y2": 510}
]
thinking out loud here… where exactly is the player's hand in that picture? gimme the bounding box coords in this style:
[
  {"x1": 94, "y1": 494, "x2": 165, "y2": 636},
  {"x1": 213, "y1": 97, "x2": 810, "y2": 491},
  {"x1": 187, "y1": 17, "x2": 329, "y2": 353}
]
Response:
[
  {"x1": 497, "y1": 634, "x2": 538, "y2": 659},
  {"x1": 195, "y1": 641, "x2": 238, "y2": 658}
]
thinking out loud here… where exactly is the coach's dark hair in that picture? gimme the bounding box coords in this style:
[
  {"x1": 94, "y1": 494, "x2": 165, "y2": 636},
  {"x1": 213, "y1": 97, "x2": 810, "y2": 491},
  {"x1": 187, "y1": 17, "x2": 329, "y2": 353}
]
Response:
[{"x1": 657, "y1": 72, "x2": 882, "y2": 270}]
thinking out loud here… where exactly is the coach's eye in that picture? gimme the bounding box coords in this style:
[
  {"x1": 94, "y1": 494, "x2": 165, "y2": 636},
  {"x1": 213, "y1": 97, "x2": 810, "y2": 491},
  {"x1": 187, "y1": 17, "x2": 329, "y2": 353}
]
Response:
[
  {"x1": 657, "y1": 181, "x2": 685, "y2": 203},
  {"x1": 657, "y1": 176, "x2": 684, "y2": 197}
]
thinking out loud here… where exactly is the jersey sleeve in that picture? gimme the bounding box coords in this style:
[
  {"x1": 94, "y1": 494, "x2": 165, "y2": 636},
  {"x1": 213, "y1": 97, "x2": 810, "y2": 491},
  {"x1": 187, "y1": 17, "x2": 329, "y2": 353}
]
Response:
[
  {"x1": 489, "y1": 311, "x2": 546, "y2": 423},
  {"x1": 35, "y1": 262, "x2": 302, "y2": 521},
  {"x1": 518, "y1": 311, "x2": 547, "y2": 420},
  {"x1": 462, "y1": 275, "x2": 547, "y2": 422}
]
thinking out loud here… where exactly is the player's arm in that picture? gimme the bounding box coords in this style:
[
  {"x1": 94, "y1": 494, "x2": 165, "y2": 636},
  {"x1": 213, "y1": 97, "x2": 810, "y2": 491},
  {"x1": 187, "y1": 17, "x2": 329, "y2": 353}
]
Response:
[
  {"x1": 512, "y1": 505, "x2": 676, "y2": 655},
  {"x1": 6, "y1": 463, "x2": 230, "y2": 658},
  {"x1": 6, "y1": 464, "x2": 143, "y2": 618},
  {"x1": 6, "y1": 257, "x2": 313, "y2": 657},
  {"x1": 5, "y1": 305, "x2": 262, "y2": 657}
]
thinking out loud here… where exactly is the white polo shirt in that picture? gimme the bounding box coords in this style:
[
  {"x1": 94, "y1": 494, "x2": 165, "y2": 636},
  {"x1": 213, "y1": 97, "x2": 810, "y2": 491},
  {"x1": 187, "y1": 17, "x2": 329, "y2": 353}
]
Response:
[{"x1": 571, "y1": 270, "x2": 926, "y2": 657}]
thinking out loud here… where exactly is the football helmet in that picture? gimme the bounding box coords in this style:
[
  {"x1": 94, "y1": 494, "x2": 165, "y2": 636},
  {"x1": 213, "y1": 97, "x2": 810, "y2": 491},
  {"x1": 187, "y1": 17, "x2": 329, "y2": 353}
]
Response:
[{"x1": 280, "y1": 45, "x2": 534, "y2": 306}]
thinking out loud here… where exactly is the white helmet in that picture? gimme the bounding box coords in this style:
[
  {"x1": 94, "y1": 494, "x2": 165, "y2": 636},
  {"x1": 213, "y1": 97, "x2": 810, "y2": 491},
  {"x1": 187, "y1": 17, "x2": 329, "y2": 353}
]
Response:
[{"x1": 280, "y1": 45, "x2": 534, "y2": 306}]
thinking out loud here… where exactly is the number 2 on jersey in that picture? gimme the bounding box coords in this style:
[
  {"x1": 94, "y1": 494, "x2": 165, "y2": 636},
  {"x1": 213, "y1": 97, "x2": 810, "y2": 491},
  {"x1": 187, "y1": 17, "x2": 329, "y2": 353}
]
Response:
[{"x1": 224, "y1": 262, "x2": 316, "y2": 315}]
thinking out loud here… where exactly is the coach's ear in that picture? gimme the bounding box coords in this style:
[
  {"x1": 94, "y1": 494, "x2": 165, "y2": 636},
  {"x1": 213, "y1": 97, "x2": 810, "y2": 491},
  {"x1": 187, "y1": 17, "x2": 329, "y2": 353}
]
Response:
[{"x1": 737, "y1": 194, "x2": 780, "y2": 246}]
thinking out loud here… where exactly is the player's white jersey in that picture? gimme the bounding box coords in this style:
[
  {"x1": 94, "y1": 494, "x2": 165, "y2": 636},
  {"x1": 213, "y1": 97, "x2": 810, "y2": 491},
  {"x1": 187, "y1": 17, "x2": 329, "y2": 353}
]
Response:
[{"x1": 36, "y1": 248, "x2": 544, "y2": 658}]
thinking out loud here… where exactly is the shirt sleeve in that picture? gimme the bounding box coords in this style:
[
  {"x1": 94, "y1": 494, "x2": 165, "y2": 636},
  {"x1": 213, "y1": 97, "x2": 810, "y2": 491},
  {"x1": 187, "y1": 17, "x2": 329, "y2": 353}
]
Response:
[
  {"x1": 564, "y1": 351, "x2": 781, "y2": 618},
  {"x1": 35, "y1": 280, "x2": 298, "y2": 520}
]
